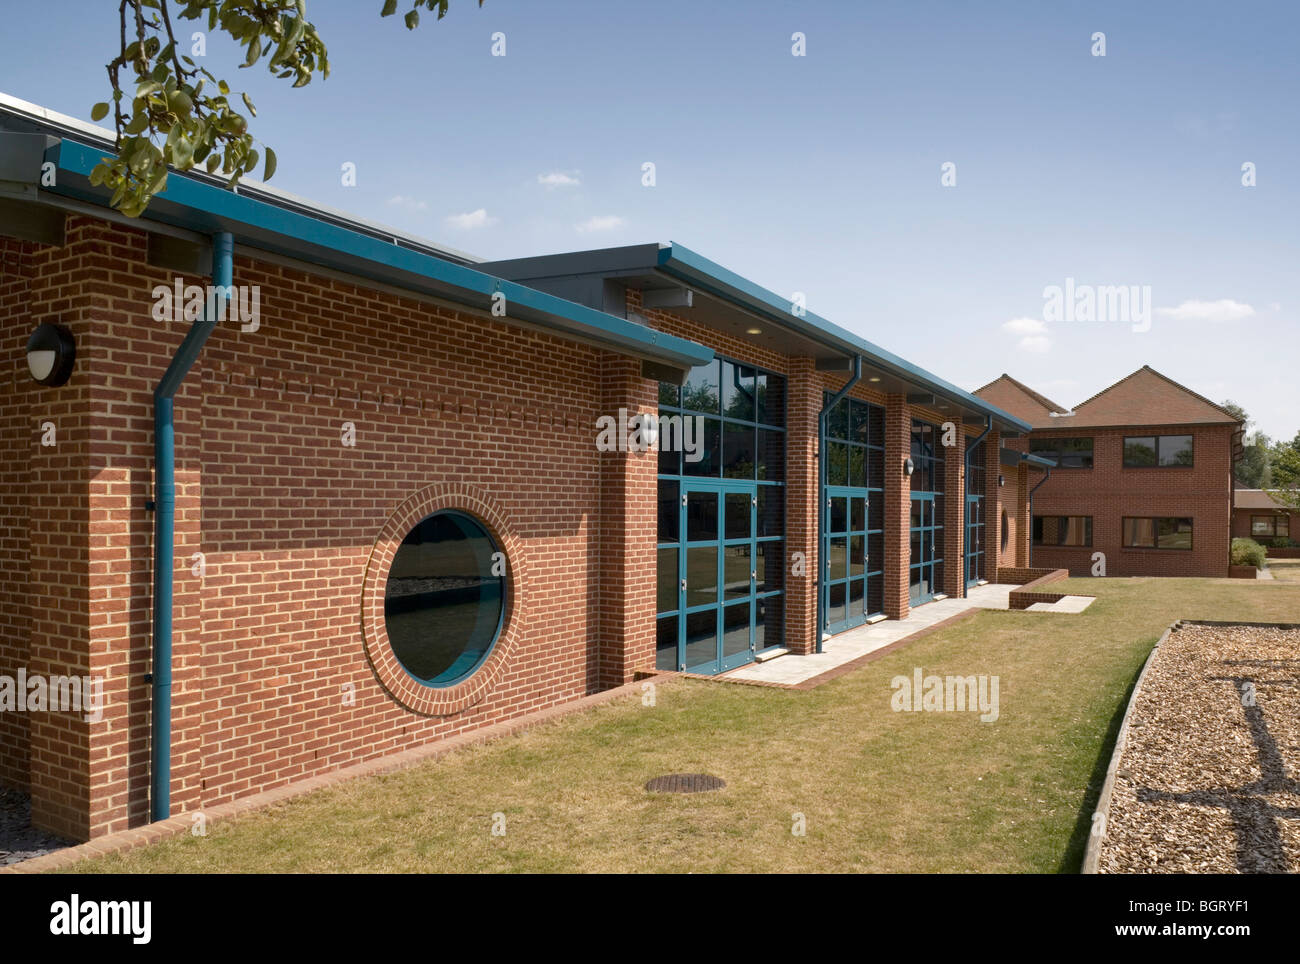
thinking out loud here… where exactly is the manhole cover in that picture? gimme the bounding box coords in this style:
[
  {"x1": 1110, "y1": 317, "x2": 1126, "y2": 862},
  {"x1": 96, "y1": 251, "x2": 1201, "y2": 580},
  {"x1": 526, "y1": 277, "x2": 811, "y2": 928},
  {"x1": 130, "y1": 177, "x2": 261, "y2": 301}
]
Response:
[{"x1": 645, "y1": 773, "x2": 726, "y2": 793}]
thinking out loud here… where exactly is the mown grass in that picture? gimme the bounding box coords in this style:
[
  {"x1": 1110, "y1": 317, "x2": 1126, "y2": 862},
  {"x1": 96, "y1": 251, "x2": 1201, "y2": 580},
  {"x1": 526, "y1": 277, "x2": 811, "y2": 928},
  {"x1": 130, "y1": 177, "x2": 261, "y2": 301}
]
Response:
[
  {"x1": 62, "y1": 576, "x2": 1300, "y2": 873},
  {"x1": 1266, "y1": 557, "x2": 1300, "y2": 583}
]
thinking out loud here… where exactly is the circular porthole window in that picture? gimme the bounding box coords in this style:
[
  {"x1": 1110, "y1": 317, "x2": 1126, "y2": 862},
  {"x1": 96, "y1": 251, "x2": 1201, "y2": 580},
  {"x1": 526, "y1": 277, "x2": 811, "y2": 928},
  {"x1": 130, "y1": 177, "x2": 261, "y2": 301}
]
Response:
[{"x1": 383, "y1": 510, "x2": 506, "y2": 688}]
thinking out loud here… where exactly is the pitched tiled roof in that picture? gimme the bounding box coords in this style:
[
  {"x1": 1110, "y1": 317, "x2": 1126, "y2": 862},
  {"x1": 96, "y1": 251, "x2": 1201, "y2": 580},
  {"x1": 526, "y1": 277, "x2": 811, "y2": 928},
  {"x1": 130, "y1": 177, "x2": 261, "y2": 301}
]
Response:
[
  {"x1": 975, "y1": 366, "x2": 1243, "y2": 430},
  {"x1": 1235, "y1": 489, "x2": 1293, "y2": 510},
  {"x1": 971, "y1": 374, "x2": 1069, "y2": 426}
]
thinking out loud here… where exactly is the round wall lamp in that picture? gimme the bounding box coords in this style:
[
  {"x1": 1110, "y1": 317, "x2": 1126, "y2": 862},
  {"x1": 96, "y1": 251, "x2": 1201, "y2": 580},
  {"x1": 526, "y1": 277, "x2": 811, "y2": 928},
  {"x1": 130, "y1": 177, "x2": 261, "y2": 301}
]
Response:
[
  {"x1": 997, "y1": 474, "x2": 1006, "y2": 487},
  {"x1": 903, "y1": 456, "x2": 915, "y2": 477},
  {"x1": 26, "y1": 323, "x2": 75, "y2": 387}
]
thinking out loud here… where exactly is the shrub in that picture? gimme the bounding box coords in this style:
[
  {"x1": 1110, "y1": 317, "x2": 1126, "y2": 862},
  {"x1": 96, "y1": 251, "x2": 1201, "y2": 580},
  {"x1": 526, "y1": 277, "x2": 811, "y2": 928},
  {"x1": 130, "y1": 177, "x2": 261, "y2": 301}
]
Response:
[{"x1": 1231, "y1": 537, "x2": 1267, "y2": 568}]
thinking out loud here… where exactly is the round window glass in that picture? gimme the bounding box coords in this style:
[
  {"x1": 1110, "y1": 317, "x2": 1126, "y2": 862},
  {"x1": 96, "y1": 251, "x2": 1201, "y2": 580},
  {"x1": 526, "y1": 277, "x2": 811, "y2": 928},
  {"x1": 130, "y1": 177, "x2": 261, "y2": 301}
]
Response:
[{"x1": 384, "y1": 511, "x2": 505, "y2": 687}]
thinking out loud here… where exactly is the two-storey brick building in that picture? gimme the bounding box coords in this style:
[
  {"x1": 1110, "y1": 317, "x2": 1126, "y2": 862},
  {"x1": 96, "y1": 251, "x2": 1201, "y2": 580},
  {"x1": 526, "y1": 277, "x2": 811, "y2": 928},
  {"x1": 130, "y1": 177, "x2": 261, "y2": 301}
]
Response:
[{"x1": 975, "y1": 369, "x2": 1243, "y2": 578}]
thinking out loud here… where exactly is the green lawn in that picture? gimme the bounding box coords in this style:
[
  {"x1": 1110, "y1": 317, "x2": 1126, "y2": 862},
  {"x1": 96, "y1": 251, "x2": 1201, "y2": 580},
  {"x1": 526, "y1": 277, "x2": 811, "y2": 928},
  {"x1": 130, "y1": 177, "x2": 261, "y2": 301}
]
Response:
[
  {"x1": 1267, "y1": 557, "x2": 1300, "y2": 583},
  {"x1": 63, "y1": 576, "x2": 1300, "y2": 874}
]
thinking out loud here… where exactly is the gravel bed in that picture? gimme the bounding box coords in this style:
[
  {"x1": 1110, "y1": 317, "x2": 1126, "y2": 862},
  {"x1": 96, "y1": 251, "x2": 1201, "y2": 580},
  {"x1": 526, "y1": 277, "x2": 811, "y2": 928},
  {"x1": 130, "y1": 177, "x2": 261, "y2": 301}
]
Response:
[
  {"x1": 1098, "y1": 623, "x2": 1300, "y2": 873},
  {"x1": 0, "y1": 787, "x2": 73, "y2": 866}
]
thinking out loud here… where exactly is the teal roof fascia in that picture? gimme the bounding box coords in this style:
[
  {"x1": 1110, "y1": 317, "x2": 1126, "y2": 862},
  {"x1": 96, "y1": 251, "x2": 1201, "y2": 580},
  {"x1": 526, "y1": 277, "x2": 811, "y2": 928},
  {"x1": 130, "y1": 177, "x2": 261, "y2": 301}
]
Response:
[
  {"x1": 41, "y1": 138, "x2": 713, "y2": 370},
  {"x1": 656, "y1": 242, "x2": 1031, "y2": 432}
]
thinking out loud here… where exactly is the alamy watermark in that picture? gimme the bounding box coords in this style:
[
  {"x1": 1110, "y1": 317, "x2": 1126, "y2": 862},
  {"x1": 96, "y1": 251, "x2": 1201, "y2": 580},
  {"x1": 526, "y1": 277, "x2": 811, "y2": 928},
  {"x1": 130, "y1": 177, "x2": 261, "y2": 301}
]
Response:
[
  {"x1": 152, "y1": 277, "x2": 261, "y2": 332},
  {"x1": 0, "y1": 669, "x2": 104, "y2": 722},
  {"x1": 1043, "y1": 277, "x2": 1151, "y2": 333},
  {"x1": 595, "y1": 409, "x2": 703, "y2": 462},
  {"x1": 891, "y1": 667, "x2": 1000, "y2": 722}
]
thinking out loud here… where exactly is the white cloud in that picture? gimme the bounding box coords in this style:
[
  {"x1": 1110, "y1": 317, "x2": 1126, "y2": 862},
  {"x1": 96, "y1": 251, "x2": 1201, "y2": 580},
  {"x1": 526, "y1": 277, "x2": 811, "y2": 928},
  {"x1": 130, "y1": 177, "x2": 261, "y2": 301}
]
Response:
[
  {"x1": 386, "y1": 195, "x2": 428, "y2": 212},
  {"x1": 538, "y1": 171, "x2": 580, "y2": 188},
  {"x1": 444, "y1": 208, "x2": 497, "y2": 230},
  {"x1": 1001, "y1": 317, "x2": 1046, "y2": 335},
  {"x1": 576, "y1": 215, "x2": 625, "y2": 233},
  {"x1": 1155, "y1": 299, "x2": 1255, "y2": 323},
  {"x1": 1001, "y1": 316, "x2": 1051, "y2": 352}
]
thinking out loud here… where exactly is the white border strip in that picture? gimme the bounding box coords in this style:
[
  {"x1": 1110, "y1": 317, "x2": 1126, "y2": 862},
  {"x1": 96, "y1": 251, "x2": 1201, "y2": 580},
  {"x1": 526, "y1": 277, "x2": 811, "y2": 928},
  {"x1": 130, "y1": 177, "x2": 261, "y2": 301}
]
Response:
[{"x1": 1081, "y1": 620, "x2": 1176, "y2": 874}]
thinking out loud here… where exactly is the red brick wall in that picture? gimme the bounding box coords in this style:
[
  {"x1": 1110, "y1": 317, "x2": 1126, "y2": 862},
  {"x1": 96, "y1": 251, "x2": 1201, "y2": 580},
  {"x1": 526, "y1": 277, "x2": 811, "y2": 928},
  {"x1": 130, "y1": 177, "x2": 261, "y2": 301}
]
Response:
[
  {"x1": 1013, "y1": 425, "x2": 1234, "y2": 577},
  {"x1": 6, "y1": 214, "x2": 1044, "y2": 838},
  {"x1": 0, "y1": 238, "x2": 34, "y2": 793},
  {"x1": 1232, "y1": 507, "x2": 1299, "y2": 543},
  {"x1": 14, "y1": 217, "x2": 670, "y2": 838},
  {"x1": 882, "y1": 397, "x2": 911, "y2": 619},
  {"x1": 596, "y1": 357, "x2": 658, "y2": 687},
  {"x1": 942, "y1": 427, "x2": 965, "y2": 596}
]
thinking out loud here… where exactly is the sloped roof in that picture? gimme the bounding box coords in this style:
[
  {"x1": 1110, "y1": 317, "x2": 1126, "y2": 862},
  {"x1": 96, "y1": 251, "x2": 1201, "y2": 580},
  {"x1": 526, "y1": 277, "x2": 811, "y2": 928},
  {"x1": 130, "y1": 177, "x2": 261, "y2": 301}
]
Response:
[
  {"x1": 1235, "y1": 490, "x2": 1294, "y2": 510},
  {"x1": 975, "y1": 366, "x2": 1243, "y2": 430},
  {"x1": 1069, "y1": 366, "x2": 1242, "y2": 428},
  {"x1": 971, "y1": 374, "x2": 1069, "y2": 427}
]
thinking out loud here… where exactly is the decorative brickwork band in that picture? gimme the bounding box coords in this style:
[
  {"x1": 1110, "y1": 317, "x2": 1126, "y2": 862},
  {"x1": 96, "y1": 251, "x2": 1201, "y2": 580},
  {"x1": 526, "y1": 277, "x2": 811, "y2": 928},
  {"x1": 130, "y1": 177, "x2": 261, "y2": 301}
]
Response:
[{"x1": 360, "y1": 483, "x2": 526, "y2": 716}]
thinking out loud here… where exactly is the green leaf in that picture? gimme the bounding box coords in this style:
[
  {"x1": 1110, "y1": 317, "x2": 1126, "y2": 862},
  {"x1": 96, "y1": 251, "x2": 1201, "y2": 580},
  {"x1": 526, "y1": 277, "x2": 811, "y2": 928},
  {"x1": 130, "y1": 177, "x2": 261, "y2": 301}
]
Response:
[
  {"x1": 405, "y1": 9, "x2": 419, "y2": 29},
  {"x1": 242, "y1": 92, "x2": 257, "y2": 117},
  {"x1": 206, "y1": 154, "x2": 221, "y2": 174},
  {"x1": 90, "y1": 103, "x2": 110, "y2": 122},
  {"x1": 381, "y1": 0, "x2": 398, "y2": 15},
  {"x1": 263, "y1": 146, "x2": 277, "y2": 181},
  {"x1": 243, "y1": 36, "x2": 262, "y2": 67}
]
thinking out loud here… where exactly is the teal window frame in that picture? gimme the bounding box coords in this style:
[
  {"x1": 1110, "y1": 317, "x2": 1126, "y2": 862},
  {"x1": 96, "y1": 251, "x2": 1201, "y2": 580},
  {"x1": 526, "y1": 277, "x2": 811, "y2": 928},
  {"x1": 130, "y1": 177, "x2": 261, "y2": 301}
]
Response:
[{"x1": 658, "y1": 357, "x2": 787, "y2": 669}]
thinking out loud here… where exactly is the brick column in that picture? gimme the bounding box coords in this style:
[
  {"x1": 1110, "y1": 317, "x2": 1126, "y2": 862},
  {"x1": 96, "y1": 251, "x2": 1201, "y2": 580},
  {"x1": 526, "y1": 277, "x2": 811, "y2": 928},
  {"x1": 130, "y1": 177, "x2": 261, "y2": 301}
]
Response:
[
  {"x1": 982, "y1": 430, "x2": 1000, "y2": 581},
  {"x1": 596, "y1": 354, "x2": 658, "y2": 689},
  {"x1": 1015, "y1": 464, "x2": 1030, "y2": 567},
  {"x1": 783, "y1": 358, "x2": 819, "y2": 655},
  {"x1": 942, "y1": 425, "x2": 966, "y2": 597},
  {"x1": 883, "y1": 396, "x2": 911, "y2": 620}
]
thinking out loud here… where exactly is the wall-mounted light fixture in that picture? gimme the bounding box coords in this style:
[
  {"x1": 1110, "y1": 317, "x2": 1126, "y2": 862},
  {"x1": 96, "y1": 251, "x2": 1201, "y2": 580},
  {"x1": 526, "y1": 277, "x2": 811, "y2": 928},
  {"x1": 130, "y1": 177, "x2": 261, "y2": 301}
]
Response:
[
  {"x1": 26, "y1": 323, "x2": 75, "y2": 387},
  {"x1": 903, "y1": 457, "x2": 915, "y2": 477},
  {"x1": 997, "y1": 474, "x2": 1005, "y2": 487}
]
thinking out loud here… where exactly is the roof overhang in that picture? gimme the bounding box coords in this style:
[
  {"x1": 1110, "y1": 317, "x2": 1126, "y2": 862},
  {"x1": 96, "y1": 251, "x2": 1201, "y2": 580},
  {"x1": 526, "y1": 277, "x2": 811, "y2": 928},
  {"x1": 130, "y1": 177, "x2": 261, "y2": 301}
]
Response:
[
  {"x1": 481, "y1": 242, "x2": 1033, "y2": 434},
  {"x1": 0, "y1": 105, "x2": 713, "y2": 378}
]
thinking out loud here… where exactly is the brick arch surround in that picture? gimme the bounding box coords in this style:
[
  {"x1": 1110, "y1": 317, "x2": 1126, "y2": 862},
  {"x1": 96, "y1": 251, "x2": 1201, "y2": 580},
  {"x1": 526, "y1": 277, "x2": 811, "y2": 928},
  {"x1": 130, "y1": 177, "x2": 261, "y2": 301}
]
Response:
[{"x1": 360, "y1": 483, "x2": 527, "y2": 717}]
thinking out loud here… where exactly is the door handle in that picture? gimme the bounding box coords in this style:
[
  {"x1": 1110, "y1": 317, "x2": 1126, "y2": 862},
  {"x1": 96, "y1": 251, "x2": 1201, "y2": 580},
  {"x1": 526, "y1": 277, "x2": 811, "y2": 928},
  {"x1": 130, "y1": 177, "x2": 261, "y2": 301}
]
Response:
[
  {"x1": 680, "y1": 578, "x2": 687, "y2": 591},
  {"x1": 750, "y1": 570, "x2": 757, "y2": 580}
]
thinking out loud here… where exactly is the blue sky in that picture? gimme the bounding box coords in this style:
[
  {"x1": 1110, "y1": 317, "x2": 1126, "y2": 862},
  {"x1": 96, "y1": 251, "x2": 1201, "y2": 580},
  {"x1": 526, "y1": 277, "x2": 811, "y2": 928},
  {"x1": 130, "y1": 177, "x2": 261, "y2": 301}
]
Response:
[{"x1": 3, "y1": 0, "x2": 1296, "y2": 439}]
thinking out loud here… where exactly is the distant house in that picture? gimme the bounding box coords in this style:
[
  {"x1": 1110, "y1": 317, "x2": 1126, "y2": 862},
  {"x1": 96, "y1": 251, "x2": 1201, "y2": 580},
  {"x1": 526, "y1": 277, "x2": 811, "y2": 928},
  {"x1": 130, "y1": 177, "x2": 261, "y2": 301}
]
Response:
[
  {"x1": 1232, "y1": 489, "x2": 1299, "y2": 545},
  {"x1": 975, "y1": 367, "x2": 1244, "y2": 578}
]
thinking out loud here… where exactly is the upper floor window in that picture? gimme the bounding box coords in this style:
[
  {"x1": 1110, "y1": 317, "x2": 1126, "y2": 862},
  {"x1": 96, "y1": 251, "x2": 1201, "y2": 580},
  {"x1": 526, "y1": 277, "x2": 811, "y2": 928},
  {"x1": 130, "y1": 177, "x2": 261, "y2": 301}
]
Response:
[
  {"x1": 1124, "y1": 434, "x2": 1193, "y2": 468},
  {"x1": 824, "y1": 394, "x2": 885, "y2": 490},
  {"x1": 909, "y1": 420, "x2": 944, "y2": 493},
  {"x1": 1028, "y1": 437, "x2": 1093, "y2": 469}
]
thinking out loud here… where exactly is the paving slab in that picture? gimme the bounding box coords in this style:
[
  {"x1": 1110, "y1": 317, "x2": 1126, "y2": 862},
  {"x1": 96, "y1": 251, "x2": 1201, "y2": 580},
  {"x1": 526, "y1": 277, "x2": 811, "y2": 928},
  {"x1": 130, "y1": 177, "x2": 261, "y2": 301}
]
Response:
[
  {"x1": 725, "y1": 583, "x2": 1015, "y2": 686},
  {"x1": 1025, "y1": 595, "x2": 1096, "y2": 613}
]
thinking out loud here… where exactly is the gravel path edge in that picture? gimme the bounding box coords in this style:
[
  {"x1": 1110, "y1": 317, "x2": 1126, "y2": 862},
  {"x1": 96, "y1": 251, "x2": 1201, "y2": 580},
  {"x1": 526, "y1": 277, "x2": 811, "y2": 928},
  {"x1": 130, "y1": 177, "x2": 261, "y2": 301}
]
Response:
[{"x1": 1081, "y1": 621, "x2": 1174, "y2": 875}]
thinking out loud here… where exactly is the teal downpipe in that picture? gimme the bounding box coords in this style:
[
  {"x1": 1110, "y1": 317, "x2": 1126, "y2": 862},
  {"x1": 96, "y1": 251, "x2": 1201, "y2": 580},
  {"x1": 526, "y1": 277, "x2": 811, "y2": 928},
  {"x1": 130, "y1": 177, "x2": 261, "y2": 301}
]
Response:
[
  {"x1": 151, "y1": 231, "x2": 233, "y2": 821},
  {"x1": 816, "y1": 356, "x2": 861, "y2": 654}
]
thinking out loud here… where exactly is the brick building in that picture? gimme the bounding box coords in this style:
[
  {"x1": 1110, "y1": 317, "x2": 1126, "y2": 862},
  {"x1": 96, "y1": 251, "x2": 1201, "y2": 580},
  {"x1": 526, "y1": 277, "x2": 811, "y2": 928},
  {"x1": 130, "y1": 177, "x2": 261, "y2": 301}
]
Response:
[
  {"x1": 1232, "y1": 489, "x2": 1300, "y2": 545},
  {"x1": 0, "y1": 94, "x2": 1044, "y2": 841},
  {"x1": 975, "y1": 368, "x2": 1243, "y2": 578}
]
